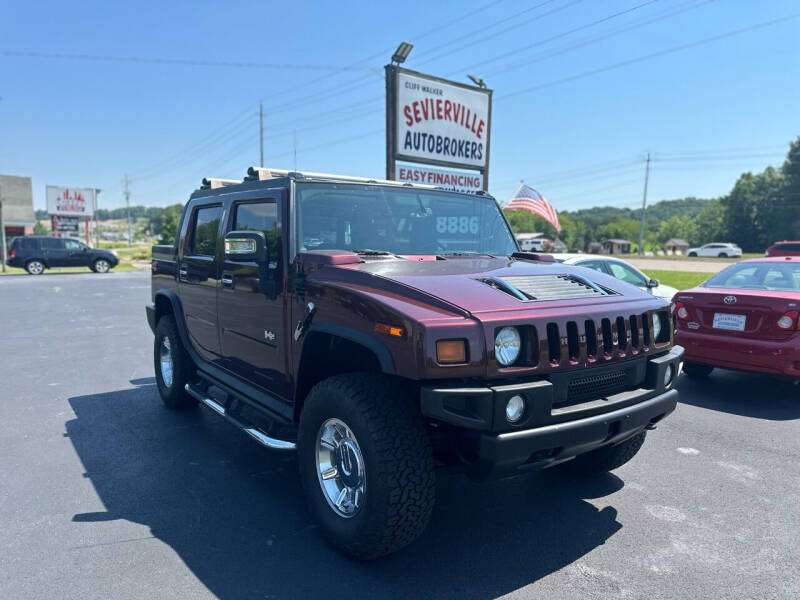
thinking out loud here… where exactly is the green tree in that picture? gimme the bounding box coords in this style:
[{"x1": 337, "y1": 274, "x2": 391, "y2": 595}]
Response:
[
  {"x1": 694, "y1": 199, "x2": 726, "y2": 244},
  {"x1": 33, "y1": 221, "x2": 49, "y2": 235},
  {"x1": 657, "y1": 215, "x2": 697, "y2": 246},
  {"x1": 158, "y1": 204, "x2": 184, "y2": 245}
]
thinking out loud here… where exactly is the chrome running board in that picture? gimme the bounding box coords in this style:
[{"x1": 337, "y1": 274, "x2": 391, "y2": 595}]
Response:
[{"x1": 185, "y1": 384, "x2": 296, "y2": 451}]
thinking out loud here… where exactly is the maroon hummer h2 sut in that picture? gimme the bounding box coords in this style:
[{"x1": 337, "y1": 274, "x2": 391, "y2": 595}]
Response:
[{"x1": 147, "y1": 167, "x2": 684, "y2": 559}]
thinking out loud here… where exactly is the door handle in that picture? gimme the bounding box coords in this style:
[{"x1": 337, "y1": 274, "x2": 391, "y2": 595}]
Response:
[{"x1": 221, "y1": 273, "x2": 234, "y2": 289}]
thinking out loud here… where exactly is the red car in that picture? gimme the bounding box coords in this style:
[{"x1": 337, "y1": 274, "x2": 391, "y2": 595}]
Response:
[
  {"x1": 674, "y1": 257, "x2": 800, "y2": 380},
  {"x1": 765, "y1": 241, "x2": 800, "y2": 257}
]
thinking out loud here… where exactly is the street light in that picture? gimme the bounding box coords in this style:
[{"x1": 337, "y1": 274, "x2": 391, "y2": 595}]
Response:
[
  {"x1": 391, "y1": 42, "x2": 413, "y2": 65},
  {"x1": 467, "y1": 74, "x2": 487, "y2": 89}
]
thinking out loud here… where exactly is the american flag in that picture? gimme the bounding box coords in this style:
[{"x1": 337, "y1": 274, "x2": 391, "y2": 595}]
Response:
[{"x1": 503, "y1": 184, "x2": 560, "y2": 232}]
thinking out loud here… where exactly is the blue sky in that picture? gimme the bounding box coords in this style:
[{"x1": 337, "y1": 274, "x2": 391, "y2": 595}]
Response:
[{"x1": 1, "y1": 0, "x2": 799, "y2": 212}]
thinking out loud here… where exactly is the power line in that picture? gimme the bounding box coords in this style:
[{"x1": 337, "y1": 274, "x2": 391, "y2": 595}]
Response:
[
  {"x1": 0, "y1": 50, "x2": 380, "y2": 72},
  {"x1": 498, "y1": 12, "x2": 800, "y2": 101}
]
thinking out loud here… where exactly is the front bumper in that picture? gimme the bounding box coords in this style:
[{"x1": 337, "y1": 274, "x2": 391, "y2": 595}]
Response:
[
  {"x1": 421, "y1": 345, "x2": 683, "y2": 478},
  {"x1": 677, "y1": 328, "x2": 800, "y2": 379}
]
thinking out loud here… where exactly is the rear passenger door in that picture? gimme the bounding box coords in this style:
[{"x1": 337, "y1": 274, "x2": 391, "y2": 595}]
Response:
[
  {"x1": 179, "y1": 203, "x2": 224, "y2": 360},
  {"x1": 41, "y1": 238, "x2": 69, "y2": 266}
]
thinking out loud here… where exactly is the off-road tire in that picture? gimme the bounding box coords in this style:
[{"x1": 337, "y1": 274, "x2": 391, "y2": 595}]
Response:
[
  {"x1": 26, "y1": 259, "x2": 45, "y2": 275},
  {"x1": 92, "y1": 258, "x2": 111, "y2": 273},
  {"x1": 298, "y1": 373, "x2": 435, "y2": 560},
  {"x1": 688, "y1": 252, "x2": 697, "y2": 257},
  {"x1": 153, "y1": 315, "x2": 195, "y2": 410},
  {"x1": 683, "y1": 361, "x2": 714, "y2": 379},
  {"x1": 562, "y1": 431, "x2": 647, "y2": 475}
]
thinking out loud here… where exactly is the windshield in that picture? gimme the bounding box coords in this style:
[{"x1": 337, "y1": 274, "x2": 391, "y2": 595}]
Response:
[
  {"x1": 295, "y1": 182, "x2": 517, "y2": 256},
  {"x1": 704, "y1": 262, "x2": 800, "y2": 291}
]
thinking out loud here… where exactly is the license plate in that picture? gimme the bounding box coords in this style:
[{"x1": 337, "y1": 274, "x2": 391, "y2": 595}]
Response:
[{"x1": 712, "y1": 313, "x2": 746, "y2": 331}]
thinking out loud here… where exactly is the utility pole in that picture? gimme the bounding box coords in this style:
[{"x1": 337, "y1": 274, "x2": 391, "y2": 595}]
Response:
[
  {"x1": 0, "y1": 185, "x2": 6, "y2": 273},
  {"x1": 638, "y1": 153, "x2": 651, "y2": 256},
  {"x1": 94, "y1": 188, "x2": 101, "y2": 247},
  {"x1": 123, "y1": 174, "x2": 132, "y2": 247},
  {"x1": 259, "y1": 102, "x2": 264, "y2": 168}
]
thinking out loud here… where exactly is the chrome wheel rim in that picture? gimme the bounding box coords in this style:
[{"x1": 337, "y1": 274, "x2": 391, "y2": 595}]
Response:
[
  {"x1": 95, "y1": 260, "x2": 109, "y2": 272},
  {"x1": 159, "y1": 337, "x2": 173, "y2": 388},
  {"x1": 316, "y1": 418, "x2": 365, "y2": 518},
  {"x1": 28, "y1": 261, "x2": 43, "y2": 274}
]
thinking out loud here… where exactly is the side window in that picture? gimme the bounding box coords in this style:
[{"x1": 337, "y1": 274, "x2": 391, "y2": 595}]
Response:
[
  {"x1": 234, "y1": 201, "x2": 279, "y2": 260},
  {"x1": 41, "y1": 238, "x2": 62, "y2": 250},
  {"x1": 65, "y1": 240, "x2": 83, "y2": 251},
  {"x1": 191, "y1": 205, "x2": 223, "y2": 257},
  {"x1": 576, "y1": 260, "x2": 607, "y2": 274},
  {"x1": 608, "y1": 262, "x2": 647, "y2": 286}
]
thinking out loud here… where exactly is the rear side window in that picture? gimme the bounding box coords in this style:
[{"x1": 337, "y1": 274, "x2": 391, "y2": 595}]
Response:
[
  {"x1": 14, "y1": 238, "x2": 37, "y2": 250},
  {"x1": 191, "y1": 205, "x2": 223, "y2": 256},
  {"x1": 41, "y1": 238, "x2": 64, "y2": 250},
  {"x1": 234, "y1": 201, "x2": 279, "y2": 259},
  {"x1": 776, "y1": 243, "x2": 800, "y2": 251}
]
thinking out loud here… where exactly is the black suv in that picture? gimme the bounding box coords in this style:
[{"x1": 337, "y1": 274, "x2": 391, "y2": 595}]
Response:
[{"x1": 7, "y1": 236, "x2": 119, "y2": 274}]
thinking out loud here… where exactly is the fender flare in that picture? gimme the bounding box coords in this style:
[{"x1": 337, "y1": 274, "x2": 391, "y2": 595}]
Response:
[{"x1": 305, "y1": 322, "x2": 396, "y2": 374}]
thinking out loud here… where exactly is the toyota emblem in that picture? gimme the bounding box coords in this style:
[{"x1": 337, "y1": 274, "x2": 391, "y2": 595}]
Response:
[{"x1": 723, "y1": 295, "x2": 737, "y2": 304}]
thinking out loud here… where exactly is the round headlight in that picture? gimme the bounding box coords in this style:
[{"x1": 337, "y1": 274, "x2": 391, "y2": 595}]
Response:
[
  {"x1": 495, "y1": 327, "x2": 521, "y2": 366},
  {"x1": 652, "y1": 313, "x2": 662, "y2": 341},
  {"x1": 505, "y1": 395, "x2": 525, "y2": 423}
]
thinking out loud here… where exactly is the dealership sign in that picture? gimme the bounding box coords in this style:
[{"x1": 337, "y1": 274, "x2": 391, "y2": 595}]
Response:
[
  {"x1": 386, "y1": 66, "x2": 492, "y2": 190},
  {"x1": 396, "y1": 164, "x2": 484, "y2": 194},
  {"x1": 46, "y1": 186, "x2": 96, "y2": 217}
]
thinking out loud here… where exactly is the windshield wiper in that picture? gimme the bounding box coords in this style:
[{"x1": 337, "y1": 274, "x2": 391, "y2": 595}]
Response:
[{"x1": 437, "y1": 251, "x2": 496, "y2": 258}]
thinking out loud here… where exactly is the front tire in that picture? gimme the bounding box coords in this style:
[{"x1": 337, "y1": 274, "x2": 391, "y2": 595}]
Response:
[
  {"x1": 153, "y1": 315, "x2": 195, "y2": 409},
  {"x1": 562, "y1": 431, "x2": 647, "y2": 475},
  {"x1": 26, "y1": 259, "x2": 45, "y2": 275},
  {"x1": 92, "y1": 258, "x2": 111, "y2": 273},
  {"x1": 718, "y1": 252, "x2": 728, "y2": 258},
  {"x1": 683, "y1": 362, "x2": 714, "y2": 379},
  {"x1": 298, "y1": 373, "x2": 435, "y2": 560}
]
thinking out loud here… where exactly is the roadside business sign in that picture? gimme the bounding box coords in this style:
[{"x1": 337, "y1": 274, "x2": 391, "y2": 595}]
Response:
[
  {"x1": 53, "y1": 216, "x2": 79, "y2": 232},
  {"x1": 46, "y1": 186, "x2": 96, "y2": 217},
  {"x1": 396, "y1": 164, "x2": 484, "y2": 194},
  {"x1": 386, "y1": 65, "x2": 491, "y2": 191}
]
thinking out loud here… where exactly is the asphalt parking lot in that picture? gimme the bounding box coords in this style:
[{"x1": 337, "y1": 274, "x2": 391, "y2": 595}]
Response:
[{"x1": 1, "y1": 270, "x2": 798, "y2": 599}]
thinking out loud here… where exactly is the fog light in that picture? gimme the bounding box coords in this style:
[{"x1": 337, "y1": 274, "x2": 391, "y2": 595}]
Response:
[
  {"x1": 663, "y1": 365, "x2": 674, "y2": 387},
  {"x1": 505, "y1": 395, "x2": 525, "y2": 423}
]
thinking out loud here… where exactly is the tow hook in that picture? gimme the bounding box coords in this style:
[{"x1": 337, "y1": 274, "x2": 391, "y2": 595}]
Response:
[{"x1": 294, "y1": 302, "x2": 316, "y2": 341}]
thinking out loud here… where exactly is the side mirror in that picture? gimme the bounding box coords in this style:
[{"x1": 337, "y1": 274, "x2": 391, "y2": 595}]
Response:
[
  {"x1": 224, "y1": 231, "x2": 267, "y2": 262},
  {"x1": 647, "y1": 278, "x2": 659, "y2": 288}
]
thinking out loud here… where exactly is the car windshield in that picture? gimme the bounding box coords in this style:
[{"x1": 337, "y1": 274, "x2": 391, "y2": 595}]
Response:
[
  {"x1": 295, "y1": 182, "x2": 517, "y2": 256},
  {"x1": 704, "y1": 262, "x2": 800, "y2": 291}
]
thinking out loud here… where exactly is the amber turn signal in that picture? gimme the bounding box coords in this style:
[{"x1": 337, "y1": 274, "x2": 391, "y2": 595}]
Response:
[
  {"x1": 436, "y1": 340, "x2": 467, "y2": 364},
  {"x1": 374, "y1": 322, "x2": 404, "y2": 337}
]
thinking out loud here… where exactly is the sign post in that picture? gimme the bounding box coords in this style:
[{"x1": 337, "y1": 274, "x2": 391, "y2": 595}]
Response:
[
  {"x1": 385, "y1": 65, "x2": 492, "y2": 192},
  {"x1": 0, "y1": 187, "x2": 6, "y2": 273}
]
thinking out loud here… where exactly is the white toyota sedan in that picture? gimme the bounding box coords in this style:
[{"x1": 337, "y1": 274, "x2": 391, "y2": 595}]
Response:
[{"x1": 550, "y1": 254, "x2": 679, "y2": 300}]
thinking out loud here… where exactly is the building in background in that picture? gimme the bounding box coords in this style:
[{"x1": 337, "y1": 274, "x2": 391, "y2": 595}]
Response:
[
  {"x1": 0, "y1": 175, "x2": 36, "y2": 240},
  {"x1": 602, "y1": 238, "x2": 633, "y2": 254},
  {"x1": 664, "y1": 238, "x2": 690, "y2": 255}
]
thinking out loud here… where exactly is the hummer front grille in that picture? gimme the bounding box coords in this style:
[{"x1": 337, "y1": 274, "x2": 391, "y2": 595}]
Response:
[{"x1": 564, "y1": 369, "x2": 627, "y2": 404}]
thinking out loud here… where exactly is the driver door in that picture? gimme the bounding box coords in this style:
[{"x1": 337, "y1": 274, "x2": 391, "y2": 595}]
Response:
[{"x1": 64, "y1": 239, "x2": 90, "y2": 267}]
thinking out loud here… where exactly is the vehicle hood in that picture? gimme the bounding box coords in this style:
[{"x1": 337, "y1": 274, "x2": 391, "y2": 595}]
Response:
[
  {"x1": 652, "y1": 283, "x2": 679, "y2": 300},
  {"x1": 317, "y1": 256, "x2": 663, "y2": 317}
]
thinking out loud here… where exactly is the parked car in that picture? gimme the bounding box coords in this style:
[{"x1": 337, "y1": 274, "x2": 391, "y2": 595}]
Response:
[
  {"x1": 519, "y1": 237, "x2": 552, "y2": 252},
  {"x1": 551, "y1": 254, "x2": 679, "y2": 300},
  {"x1": 147, "y1": 167, "x2": 682, "y2": 560},
  {"x1": 765, "y1": 241, "x2": 800, "y2": 257},
  {"x1": 686, "y1": 242, "x2": 742, "y2": 258},
  {"x1": 674, "y1": 256, "x2": 800, "y2": 380},
  {"x1": 7, "y1": 236, "x2": 119, "y2": 274}
]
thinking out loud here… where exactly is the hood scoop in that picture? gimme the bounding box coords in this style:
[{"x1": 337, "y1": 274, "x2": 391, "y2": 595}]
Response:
[{"x1": 477, "y1": 274, "x2": 614, "y2": 302}]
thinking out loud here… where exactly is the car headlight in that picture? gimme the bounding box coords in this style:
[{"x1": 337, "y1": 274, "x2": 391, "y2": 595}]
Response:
[
  {"x1": 495, "y1": 327, "x2": 521, "y2": 366},
  {"x1": 652, "y1": 313, "x2": 661, "y2": 341}
]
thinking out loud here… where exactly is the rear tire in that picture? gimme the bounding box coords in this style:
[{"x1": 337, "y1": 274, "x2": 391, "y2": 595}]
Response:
[
  {"x1": 562, "y1": 431, "x2": 647, "y2": 475},
  {"x1": 298, "y1": 373, "x2": 435, "y2": 560},
  {"x1": 683, "y1": 362, "x2": 714, "y2": 379},
  {"x1": 688, "y1": 252, "x2": 697, "y2": 257},
  {"x1": 153, "y1": 315, "x2": 195, "y2": 409},
  {"x1": 26, "y1": 259, "x2": 45, "y2": 275},
  {"x1": 718, "y1": 252, "x2": 728, "y2": 258}
]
